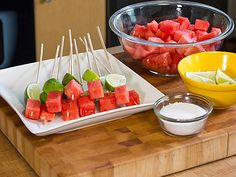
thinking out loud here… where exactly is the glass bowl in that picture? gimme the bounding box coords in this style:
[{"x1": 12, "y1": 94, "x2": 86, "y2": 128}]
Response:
[
  {"x1": 153, "y1": 92, "x2": 213, "y2": 137},
  {"x1": 109, "y1": 1, "x2": 234, "y2": 76}
]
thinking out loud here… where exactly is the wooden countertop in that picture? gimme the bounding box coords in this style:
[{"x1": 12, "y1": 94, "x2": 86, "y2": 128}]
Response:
[{"x1": 1, "y1": 44, "x2": 236, "y2": 177}]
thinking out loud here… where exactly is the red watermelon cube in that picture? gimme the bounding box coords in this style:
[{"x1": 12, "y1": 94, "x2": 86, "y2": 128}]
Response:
[
  {"x1": 64, "y1": 80, "x2": 83, "y2": 100},
  {"x1": 155, "y1": 29, "x2": 169, "y2": 40},
  {"x1": 159, "y1": 20, "x2": 180, "y2": 35},
  {"x1": 61, "y1": 100, "x2": 79, "y2": 121},
  {"x1": 211, "y1": 27, "x2": 222, "y2": 35},
  {"x1": 126, "y1": 90, "x2": 140, "y2": 106},
  {"x1": 25, "y1": 99, "x2": 41, "y2": 120},
  {"x1": 114, "y1": 85, "x2": 129, "y2": 105},
  {"x1": 40, "y1": 105, "x2": 55, "y2": 122},
  {"x1": 147, "y1": 20, "x2": 159, "y2": 33},
  {"x1": 87, "y1": 80, "x2": 104, "y2": 99},
  {"x1": 99, "y1": 93, "x2": 117, "y2": 112},
  {"x1": 197, "y1": 31, "x2": 218, "y2": 41},
  {"x1": 78, "y1": 96, "x2": 95, "y2": 117},
  {"x1": 194, "y1": 19, "x2": 210, "y2": 32},
  {"x1": 46, "y1": 91, "x2": 62, "y2": 113},
  {"x1": 132, "y1": 24, "x2": 148, "y2": 39},
  {"x1": 184, "y1": 45, "x2": 205, "y2": 56},
  {"x1": 144, "y1": 30, "x2": 156, "y2": 40},
  {"x1": 177, "y1": 16, "x2": 190, "y2": 30}
]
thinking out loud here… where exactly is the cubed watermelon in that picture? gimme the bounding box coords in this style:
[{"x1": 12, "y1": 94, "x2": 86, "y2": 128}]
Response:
[
  {"x1": 132, "y1": 44, "x2": 150, "y2": 60},
  {"x1": 64, "y1": 79, "x2": 83, "y2": 100},
  {"x1": 211, "y1": 27, "x2": 222, "y2": 35},
  {"x1": 99, "y1": 93, "x2": 117, "y2": 112},
  {"x1": 25, "y1": 99, "x2": 41, "y2": 120},
  {"x1": 155, "y1": 29, "x2": 169, "y2": 40},
  {"x1": 142, "y1": 52, "x2": 172, "y2": 73},
  {"x1": 144, "y1": 30, "x2": 156, "y2": 40},
  {"x1": 177, "y1": 16, "x2": 190, "y2": 30},
  {"x1": 194, "y1": 19, "x2": 210, "y2": 32},
  {"x1": 61, "y1": 99, "x2": 79, "y2": 121},
  {"x1": 126, "y1": 90, "x2": 140, "y2": 106},
  {"x1": 159, "y1": 20, "x2": 180, "y2": 35},
  {"x1": 146, "y1": 37, "x2": 164, "y2": 53},
  {"x1": 115, "y1": 85, "x2": 129, "y2": 105},
  {"x1": 174, "y1": 29, "x2": 195, "y2": 42},
  {"x1": 184, "y1": 45, "x2": 205, "y2": 56},
  {"x1": 197, "y1": 31, "x2": 218, "y2": 41},
  {"x1": 132, "y1": 24, "x2": 148, "y2": 39},
  {"x1": 78, "y1": 96, "x2": 95, "y2": 117},
  {"x1": 188, "y1": 24, "x2": 195, "y2": 31},
  {"x1": 159, "y1": 40, "x2": 176, "y2": 53},
  {"x1": 46, "y1": 91, "x2": 62, "y2": 113},
  {"x1": 147, "y1": 20, "x2": 159, "y2": 33},
  {"x1": 40, "y1": 105, "x2": 55, "y2": 122},
  {"x1": 195, "y1": 30, "x2": 207, "y2": 38},
  {"x1": 87, "y1": 80, "x2": 104, "y2": 99}
]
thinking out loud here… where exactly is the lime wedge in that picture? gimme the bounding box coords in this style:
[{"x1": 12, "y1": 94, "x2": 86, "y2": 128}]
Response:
[
  {"x1": 42, "y1": 78, "x2": 64, "y2": 93},
  {"x1": 186, "y1": 71, "x2": 216, "y2": 80},
  {"x1": 215, "y1": 68, "x2": 236, "y2": 85},
  {"x1": 40, "y1": 92, "x2": 47, "y2": 104},
  {"x1": 105, "y1": 74, "x2": 126, "y2": 91},
  {"x1": 24, "y1": 83, "x2": 41, "y2": 104},
  {"x1": 62, "y1": 73, "x2": 81, "y2": 86},
  {"x1": 186, "y1": 72, "x2": 216, "y2": 84},
  {"x1": 82, "y1": 69, "x2": 100, "y2": 82}
]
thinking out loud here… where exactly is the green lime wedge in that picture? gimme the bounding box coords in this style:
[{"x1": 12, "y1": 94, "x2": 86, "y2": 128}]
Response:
[
  {"x1": 40, "y1": 92, "x2": 47, "y2": 104},
  {"x1": 62, "y1": 73, "x2": 81, "y2": 86},
  {"x1": 105, "y1": 74, "x2": 126, "y2": 91},
  {"x1": 186, "y1": 72, "x2": 216, "y2": 84},
  {"x1": 24, "y1": 83, "x2": 41, "y2": 104},
  {"x1": 186, "y1": 71, "x2": 216, "y2": 80},
  {"x1": 215, "y1": 68, "x2": 236, "y2": 85},
  {"x1": 82, "y1": 69, "x2": 100, "y2": 82},
  {"x1": 42, "y1": 78, "x2": 64, "y2": 93}
]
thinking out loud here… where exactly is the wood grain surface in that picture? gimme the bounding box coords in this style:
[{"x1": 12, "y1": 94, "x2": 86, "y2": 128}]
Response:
[{"x1": 1, "y1": 49, "x2": 236, "y2": 177}]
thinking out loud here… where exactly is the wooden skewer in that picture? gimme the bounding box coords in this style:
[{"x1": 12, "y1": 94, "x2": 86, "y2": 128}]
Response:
[
  {"x1": 57, "y1": 36, "x2": 65, "y2": 80},
  {"x1": 83, "y1": 36, "x2": 93, "y2": 70},
  {"x1": 36, "y1": 43, "x2": 44, "y2": 84},
  {"x1": 73, "y1": 38, "x2": 82, "y2": 83},
  {"x1": 52, "y1": 45, "x2": 60, "y2": 78},
  {"x1": 79, "y1": 36, "x2": 111, "y2": 74},
  {"x1": 97, "y1": 26, "x2": 113, "y2": 72},
  {"x1": 87, "y1": 33, "x2": 101, "y2": 76},
  {"x1": 69, "y1": 29, "x2": 73, "y2": 75}
]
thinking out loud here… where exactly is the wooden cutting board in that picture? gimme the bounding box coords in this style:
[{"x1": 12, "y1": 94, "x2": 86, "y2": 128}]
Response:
[{"x1": 0, "y1": 49, "x2": 236, "y2": 177}]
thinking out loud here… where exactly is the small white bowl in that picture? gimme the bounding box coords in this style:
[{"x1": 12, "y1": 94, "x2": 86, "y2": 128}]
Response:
[{"x1": 153, "y1": 92, "x2": 213, "y2": 137}]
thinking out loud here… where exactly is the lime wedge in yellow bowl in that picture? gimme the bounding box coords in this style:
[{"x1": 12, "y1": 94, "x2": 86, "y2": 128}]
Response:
[{"x1": 178, "y1": 51, "x2": 236, "y2": 109}]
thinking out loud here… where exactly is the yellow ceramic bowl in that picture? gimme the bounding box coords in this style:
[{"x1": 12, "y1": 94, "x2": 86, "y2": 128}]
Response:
[{"x1": 178, "y1": 51, "x2": 236, "y2": 109}]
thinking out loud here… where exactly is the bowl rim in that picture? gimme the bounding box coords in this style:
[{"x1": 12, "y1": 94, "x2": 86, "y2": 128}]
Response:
[
  {"x1": 109, "y1": 0, "x2": 234, "y2": 47},
  {"x1": 153, "y1": 92, "x2": 213, "y2": 123},
  {"x1": 178, "y1": 51, "x2": 236, "y2": 91}
]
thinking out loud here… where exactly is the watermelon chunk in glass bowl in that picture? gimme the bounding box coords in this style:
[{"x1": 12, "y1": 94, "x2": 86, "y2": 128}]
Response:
[{"x1": 109, "y1": 1, "x2": 234, "y2": 76}]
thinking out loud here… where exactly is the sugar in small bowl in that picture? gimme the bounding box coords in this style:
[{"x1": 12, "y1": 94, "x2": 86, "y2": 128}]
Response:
[{"x1": 153, "y1": 93, "x2": 213, "y2": 137}]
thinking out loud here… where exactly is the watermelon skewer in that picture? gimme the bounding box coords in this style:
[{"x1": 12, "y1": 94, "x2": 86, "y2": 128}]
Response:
[
  {"x1": 63, "y1": 30, "x2": 83, "y2": 101},
  {"x1": 24, "y1": 43, "x2": 44, "y2": 120}
]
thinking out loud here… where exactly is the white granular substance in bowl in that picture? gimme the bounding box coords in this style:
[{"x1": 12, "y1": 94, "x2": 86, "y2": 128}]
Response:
[
  {"x1": 160, "y1": 102, "x2": 206, "y2": 119},
  {"x1": 159, "y1": 102, "x2": 207, "y2": 136}
]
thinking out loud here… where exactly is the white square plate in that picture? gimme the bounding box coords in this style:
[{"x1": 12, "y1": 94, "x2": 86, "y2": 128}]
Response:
[{"x1": 0, "y1": 50, "x2": 164, "y2": 136}]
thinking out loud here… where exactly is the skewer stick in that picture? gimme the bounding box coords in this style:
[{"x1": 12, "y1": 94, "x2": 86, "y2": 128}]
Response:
[
  {"x1": 52, "y1": 45, "x2": 60, "y2": 78},
  {"x1": 57, "y1": 36, "x2": 65, "y2": 80},
  {"x1": 83, "y1": 36, "x2": 92, "y2": 70},
  {"x1": 87, "y1": 33, "x2": 101, "y2": 76},
  {"x1": 36, "y1": 43, "x2": 44, "y2": 84},
  {"x1": 80, "y1": 37, "x2": 111, "y2": 74},
  {"x1": 73, "y1": 38, "x2": 82, "y2": 83},
  {"x1": 97, "y1": 26, "x2": 113, "y2": 72},
  {"x1": 69, "y1": 29, "x2": 73, "y2": 75}
]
